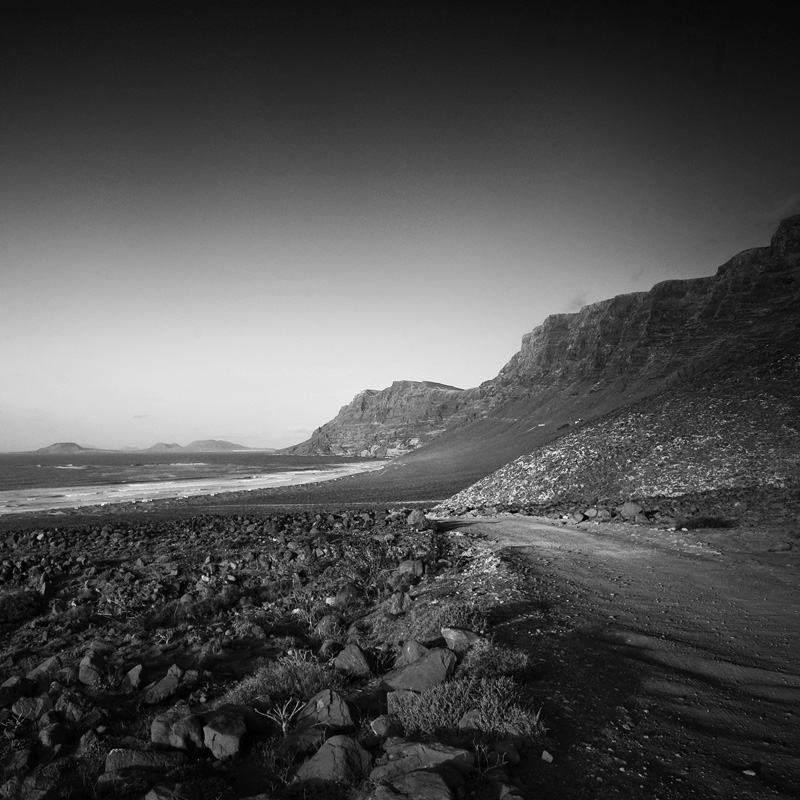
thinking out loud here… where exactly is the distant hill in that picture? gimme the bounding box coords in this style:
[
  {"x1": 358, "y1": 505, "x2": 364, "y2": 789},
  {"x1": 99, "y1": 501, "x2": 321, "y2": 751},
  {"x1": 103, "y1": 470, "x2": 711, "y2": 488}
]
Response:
[
  {"x1": 35, "y1": 442, "x2": 93, "y2": 454},
  {"x1": 183, "y1": 439, "x2": 254, "y2": 452},
  {"x1": 145, "y1": 440, "x2": 260, "y2": 452}
]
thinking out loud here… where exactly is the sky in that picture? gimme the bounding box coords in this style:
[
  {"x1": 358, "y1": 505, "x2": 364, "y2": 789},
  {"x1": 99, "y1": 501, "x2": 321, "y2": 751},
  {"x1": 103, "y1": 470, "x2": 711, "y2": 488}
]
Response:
[{"x1": 2, "y1": 1, "x2": 799, "y2": 452}]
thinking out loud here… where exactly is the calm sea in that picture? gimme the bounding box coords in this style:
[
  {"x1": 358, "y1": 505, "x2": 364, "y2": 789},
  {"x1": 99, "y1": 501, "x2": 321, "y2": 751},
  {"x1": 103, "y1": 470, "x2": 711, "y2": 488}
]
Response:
[{"x1": 0, "y1": 451, "x2": 380, "y2": 514}]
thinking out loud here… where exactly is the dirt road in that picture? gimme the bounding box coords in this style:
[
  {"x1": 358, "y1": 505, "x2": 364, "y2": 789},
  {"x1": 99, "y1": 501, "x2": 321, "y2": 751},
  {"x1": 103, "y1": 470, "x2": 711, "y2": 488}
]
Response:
[{"x1": 466, "y1": 516, "x2": 800, "y2": 799}]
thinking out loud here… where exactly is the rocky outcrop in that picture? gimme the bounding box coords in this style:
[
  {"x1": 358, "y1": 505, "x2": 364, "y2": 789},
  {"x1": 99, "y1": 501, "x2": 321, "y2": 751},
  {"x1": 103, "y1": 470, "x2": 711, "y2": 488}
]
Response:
[
  {"x1": 284, "y1": 380, "x2": 475, "y2": 457},
  {"x1": 286, "y1": 215, "x2": 800, "y2": 489}
]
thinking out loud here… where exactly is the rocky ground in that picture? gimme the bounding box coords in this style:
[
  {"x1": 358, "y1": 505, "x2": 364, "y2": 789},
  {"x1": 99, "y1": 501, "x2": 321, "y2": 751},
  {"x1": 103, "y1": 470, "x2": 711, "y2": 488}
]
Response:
[{"x1": 0, "y1": 508, "x2": 551, "y2": 800}]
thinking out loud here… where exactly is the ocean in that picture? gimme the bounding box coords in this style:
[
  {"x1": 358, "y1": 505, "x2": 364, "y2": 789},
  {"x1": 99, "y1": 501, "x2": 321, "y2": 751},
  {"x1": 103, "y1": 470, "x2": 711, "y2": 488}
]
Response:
[{"x1": 0, "y1": 451, "x2": 383, "y2": 514}]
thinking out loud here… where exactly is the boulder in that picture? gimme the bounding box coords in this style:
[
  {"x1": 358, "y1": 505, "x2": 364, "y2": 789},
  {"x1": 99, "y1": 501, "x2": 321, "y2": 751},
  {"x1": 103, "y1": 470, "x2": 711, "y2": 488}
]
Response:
[
  {"x1": 0, "y1": 775, "x2": 60, "y2": 800},
  {"x1": 396, "y1": 560, "x2": 425, "y2": 578},
  {"x1": 25, "y1": 656, "x2": 61, "y2": 682},
  {"x1": 333, "y1": 643, "x2": 372, "y2": 678},
  {"x1": 294, "y1": 689, "x2": 354, "y2": 733},
  {"x1": 78, "y1": 650, "x2": 108, "y2": 686},
  {"x1": 203, "y1": 709, "x2": 246, "y2": 760},
  {"x1": 120, "y1": 664, "x2": 143, "y2": 694},
  {"x1": 143, "y1": 665, "x2": 183, "y2": 706},
  {"x1": 104, "y1": 749, "x2": 189, "y2": 774},
  {"x1": 394, "y1": 640, "x2": 428, "y2": 668},
  {"x1": 295, "y1": 734, "x2": 372, "y2": 784},
  {"x1": 440, "y1": 627, "x2": 485, "y2": 655},
  {"x1": 382, "y1": 648, "x2": 456, "y2": 692},
  {"x1": 382, "y1": 769, "x2": 453, "y2": 799},
  {"x1": 386, "y1": 592, "x2": 413, "y2": 615},
  {"x1": 405, "y1": 510, "x2": 429, "y2": 530},
  {"x1": 370, "y1": 741, "x2": 474, "y2": 784},
  {"x1": 151, "y1": 706, "x2": 205, "y2": 753},
  {"x1": 619, "y1": 500, "x2": 643, "y2": 521},
  {"x1": 11, "y1": 695, "x2": 53, "y2": 721}
]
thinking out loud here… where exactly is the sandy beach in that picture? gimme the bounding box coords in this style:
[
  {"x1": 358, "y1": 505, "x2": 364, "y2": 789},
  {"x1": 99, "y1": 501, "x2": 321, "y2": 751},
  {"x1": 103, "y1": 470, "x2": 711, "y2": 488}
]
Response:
[{"x1": 0, "y1": 461, "x2": 385, "y2": 515}]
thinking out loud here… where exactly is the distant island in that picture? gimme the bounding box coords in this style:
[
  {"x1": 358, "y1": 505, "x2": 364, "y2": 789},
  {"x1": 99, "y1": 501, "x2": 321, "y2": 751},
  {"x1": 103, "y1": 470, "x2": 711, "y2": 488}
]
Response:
[{"x1": 34, "y1": 440, "x2": 273, "y2": 454}]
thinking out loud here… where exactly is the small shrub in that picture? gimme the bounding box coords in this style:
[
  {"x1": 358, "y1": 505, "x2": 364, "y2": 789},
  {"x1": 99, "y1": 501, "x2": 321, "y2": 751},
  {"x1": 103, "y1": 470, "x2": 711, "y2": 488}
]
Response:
[
  {"x1": 404, "y1": 600, "x2": 488, "y2": 642},
  {"x1": 390, "y1": 675, "x2": 544, "y2": 744},
  {"x1": 217, "y1": 651, "x2": 346, "y2": 708},
  {"x1": 455, "y1": 638, "x2": 533, "y2": 680},
  {"x1": 0, "y1": 590, "x2": 41, "y2": 626}
]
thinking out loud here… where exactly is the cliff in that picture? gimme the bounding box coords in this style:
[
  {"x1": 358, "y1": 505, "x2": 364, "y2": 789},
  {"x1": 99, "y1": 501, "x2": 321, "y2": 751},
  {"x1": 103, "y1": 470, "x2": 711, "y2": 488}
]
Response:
[
  {"x1": 285, "y1": 380, "x2": 475, "y2": 457},
  {"x1": 288, "y1": 216, "x2": 800, "y2": 488}
]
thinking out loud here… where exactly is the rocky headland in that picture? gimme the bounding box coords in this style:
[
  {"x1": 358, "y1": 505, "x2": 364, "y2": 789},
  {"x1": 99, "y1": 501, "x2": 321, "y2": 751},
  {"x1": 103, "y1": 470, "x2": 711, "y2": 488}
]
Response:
[{"x1": 286, "y1": 215, "x2": 800, "y2": 499}]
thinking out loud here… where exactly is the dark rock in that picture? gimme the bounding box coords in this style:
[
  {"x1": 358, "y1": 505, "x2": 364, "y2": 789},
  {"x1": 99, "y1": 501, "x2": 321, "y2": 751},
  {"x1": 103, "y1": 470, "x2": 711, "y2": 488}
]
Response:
[
  {"x1": 104, "y1": 749, "x2": 189, "y2": 774},
  {"x1": 394, "y1": 640, "x2": 429, "y2": 668},
  {"x1": 295, "y1": 689, "x2": 354, "y2": 733},
  {"x1": 371, "y1": 741, "x2": 474, "y2": 784},
  {"x1": 380, "y1": 769, "x2": 454, "y2": 799},
  {"x1": 386, "y1": 592, "x2": 414, "y2": 615},
  {"x1": 440, "y1": 627, "x2": 485, "y2": 655},
  {"x1": 405, "y1": 510, "x2": 429, "y2": 530},
  {"x1": 0, "y1": 775, "x2": 60, "y2": 800},
  {"x1": 295, "y1": 734, "x2": 372, "y2": 784},
  {"x1": 382, "y1": 648, "x2": 457, "y2": 692},
  {"x1": 619, "y1": 501, "x2": 643, "y2": 521},
  {"x1": 333, "y1": 643, "x2": 372, "y2": 678},
  {"x1": 11, "y1": 695, "x2": 53, "y2": 721},
  {"x1": 151, "y1": 706, "x2": 205, "y2": 753},
  {"x1": 143, "y1": 665, "x2": 183, "y2": 706},
  {"x1": 120, "y1": 664, "x2": 143, "y2": 694},
  {"x1": 203, "y1": 708, "x2": 246, "y2": 760},
  {"x1": 78, "y1": 650, "x2": 108, "y2": 686}
]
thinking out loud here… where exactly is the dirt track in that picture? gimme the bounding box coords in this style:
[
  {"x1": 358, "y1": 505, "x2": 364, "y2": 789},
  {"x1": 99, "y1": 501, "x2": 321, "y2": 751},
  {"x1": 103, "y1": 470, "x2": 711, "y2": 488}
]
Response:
[{"x1": 467, "y1": 516, "x2": 800, "y2": 799}]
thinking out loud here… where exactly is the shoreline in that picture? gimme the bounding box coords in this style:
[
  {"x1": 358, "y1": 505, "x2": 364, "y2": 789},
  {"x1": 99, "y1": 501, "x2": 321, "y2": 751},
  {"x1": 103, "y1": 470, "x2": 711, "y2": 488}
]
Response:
[{"x1": 0, "y1": 461, "x2": 386, "y2": 515}]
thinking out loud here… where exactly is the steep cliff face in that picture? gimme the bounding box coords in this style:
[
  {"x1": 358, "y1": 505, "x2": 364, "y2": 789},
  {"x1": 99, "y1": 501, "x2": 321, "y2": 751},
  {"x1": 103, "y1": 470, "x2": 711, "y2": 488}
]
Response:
[
  {"x1": 287, "y1": 216, "x2": 800, "y2": 480},
  {"x1": 285, "y1": 380, "x2": 476, "y2": 457},
  {"x1": 483, "y1": 215, "x2": 800, "y2": 409}
]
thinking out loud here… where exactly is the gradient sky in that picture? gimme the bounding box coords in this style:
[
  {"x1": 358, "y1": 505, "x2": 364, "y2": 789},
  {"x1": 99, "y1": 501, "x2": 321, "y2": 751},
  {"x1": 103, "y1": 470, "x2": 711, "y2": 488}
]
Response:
[{"x1": 2, "y1": 1, "x2": 798, "y2": 451}]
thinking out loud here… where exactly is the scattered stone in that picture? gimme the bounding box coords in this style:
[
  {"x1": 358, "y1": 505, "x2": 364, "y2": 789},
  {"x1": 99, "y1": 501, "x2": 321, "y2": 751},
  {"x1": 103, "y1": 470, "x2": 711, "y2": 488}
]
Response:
[
  {"x1": 151, "y1": 705, "x2": 205, "y2": 753},
  {"x1": 143, "y1": 665, "x2": 183, "y2": 706},
  {"x1": 440, "y1": 627, "x2": 485, "y2": 655},
  {"x1": 333, "y1": 643, "x2": 372, "y2": 678},
  {"x1": 370, "y1": 714, "x2": 400, "y2": 739},
  {"x1": 405, "y1": 510, "x2": 429, "y2": 530},
  {"x1": 295, "y1": 734, "x2": 372, "y2": 784},
  {"x1": 104, "y1": 749, "x2": 189, "y2": 774},
  {"x1": 383, "y1": 769, "x2": 453, "y2": 799},
  {"x1": 25, "y1": 656, "x2": 61, "y2": 682},
  {"x1": 394, "y1": 640, "x2": 428, "y2": 667},
  {"x1": 11, "y1": 695, "x2": 53, "y2": 721},
  {"x1": 382, "y1": 648, "x2": 457, "y2": 692},
  {"x1": 386, "y1": 592, "x2": 414, "y2": 615},
  {"x1": 78, "y1": 650, "x2": 109, "y2": 686},
  {"x1": 294, "y1": 689, "x2": 354, "y2": 732},
  {"x1": 203, "y1": 708, "x2": 246, "y2": 760},
  {"x1": 619, "y1": 501, "x2": 643, "y2": 521},
  {"x1": 120, "y1": 664, "x2": 143, "y2": 694},
  {"x1": 0, "y1": 775, "x2": 60, "y2": 800},
  {"x1": 371, "y1": 741, "x2": 474, "y2": 784}
]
